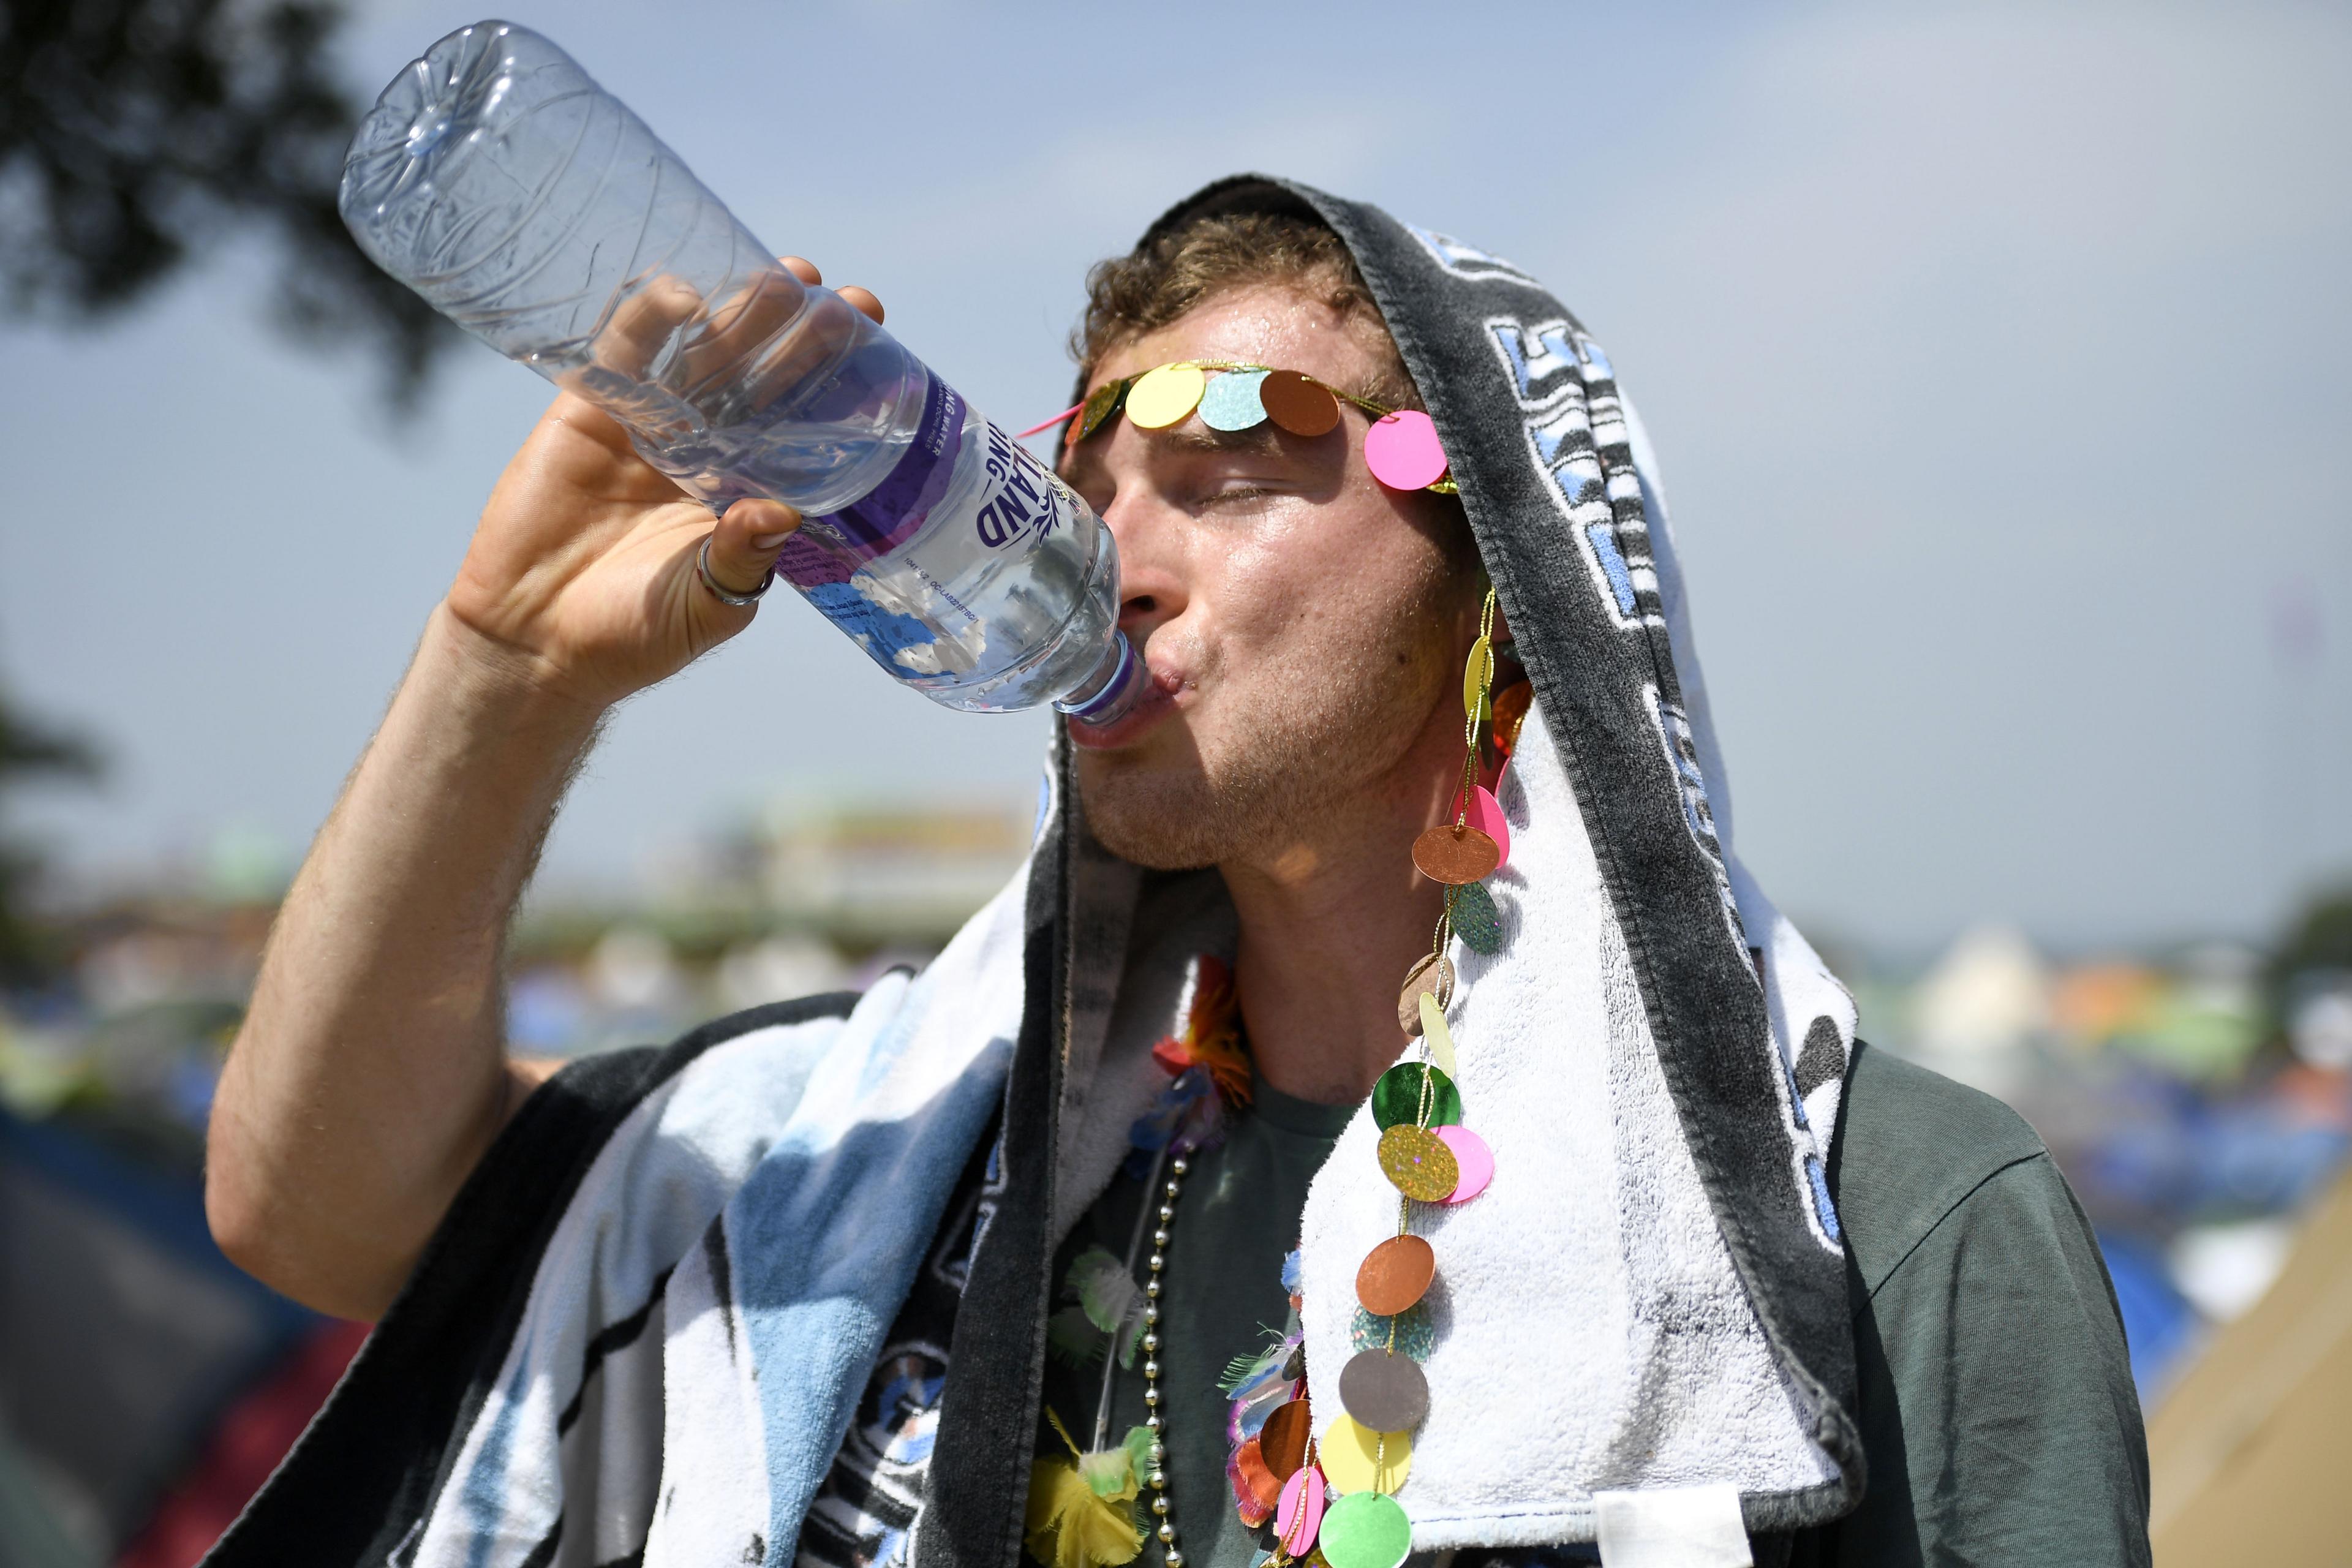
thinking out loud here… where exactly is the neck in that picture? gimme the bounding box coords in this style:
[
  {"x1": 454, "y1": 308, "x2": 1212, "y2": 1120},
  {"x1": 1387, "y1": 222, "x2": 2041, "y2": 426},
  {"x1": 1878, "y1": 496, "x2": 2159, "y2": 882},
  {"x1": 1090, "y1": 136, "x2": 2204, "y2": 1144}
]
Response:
[{"x1": 1224, "y1": 718, "x2": 1461, "y2": 1106}]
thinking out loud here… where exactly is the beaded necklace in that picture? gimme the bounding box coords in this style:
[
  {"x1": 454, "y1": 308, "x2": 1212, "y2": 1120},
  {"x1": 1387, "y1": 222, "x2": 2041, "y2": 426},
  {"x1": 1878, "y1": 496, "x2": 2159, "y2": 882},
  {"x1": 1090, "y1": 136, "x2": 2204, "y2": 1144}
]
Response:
[{"x1": 1026, "y1": 961, "x2": 1249, "y2": 1568}]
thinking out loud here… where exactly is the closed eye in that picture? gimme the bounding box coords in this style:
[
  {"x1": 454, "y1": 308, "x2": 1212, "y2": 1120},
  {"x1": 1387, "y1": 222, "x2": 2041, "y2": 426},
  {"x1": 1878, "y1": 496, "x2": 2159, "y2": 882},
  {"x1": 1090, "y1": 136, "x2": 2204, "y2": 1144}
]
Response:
[{"x1": 1202, "y1": 484, "x2": 1276, "y2": 507}]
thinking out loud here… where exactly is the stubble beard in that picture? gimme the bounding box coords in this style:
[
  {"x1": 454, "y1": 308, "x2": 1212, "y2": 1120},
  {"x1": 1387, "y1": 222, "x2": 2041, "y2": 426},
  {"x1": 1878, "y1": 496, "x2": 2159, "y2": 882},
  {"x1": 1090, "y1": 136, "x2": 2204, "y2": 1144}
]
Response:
[{"x1": 1074, "y1": 622, "x2": 1456, "y2": 873}]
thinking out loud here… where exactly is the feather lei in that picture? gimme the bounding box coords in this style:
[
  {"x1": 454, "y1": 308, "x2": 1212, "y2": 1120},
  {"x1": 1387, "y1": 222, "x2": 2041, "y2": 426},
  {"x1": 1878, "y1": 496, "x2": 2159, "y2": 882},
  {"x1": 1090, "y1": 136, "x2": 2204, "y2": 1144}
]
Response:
[
  {"x1": 1125, "y1": 955, "x2": 1254, "y2": 1178},
  {"x1": 1033, "y1": 952, "x2": 1257, "y2": 1568},
  {"x1": 1025, "y1": 1409, "x2": 1149, "y2": 1568},
  {"x1": 1223, "y1": 1250, "x2": 1306, "y2": 1527},
  {"x1": 1063, "y1": 1246, "x2": 1150, "y2": 1367},
  {"x1": 1156, "y1": 953, "x2": 1252, "y2": 1105}
]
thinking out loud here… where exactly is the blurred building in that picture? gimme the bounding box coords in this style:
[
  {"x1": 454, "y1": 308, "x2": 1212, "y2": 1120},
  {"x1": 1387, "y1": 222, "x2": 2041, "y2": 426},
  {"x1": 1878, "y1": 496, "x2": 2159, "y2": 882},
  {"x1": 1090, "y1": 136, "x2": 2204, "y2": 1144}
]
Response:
[
  {"x1": 1904, "y1": 923, "x2": 2051, "y2": 1098},
  {"x1": 749, "y1": 796, "x2": 1033, "y2": 943}
]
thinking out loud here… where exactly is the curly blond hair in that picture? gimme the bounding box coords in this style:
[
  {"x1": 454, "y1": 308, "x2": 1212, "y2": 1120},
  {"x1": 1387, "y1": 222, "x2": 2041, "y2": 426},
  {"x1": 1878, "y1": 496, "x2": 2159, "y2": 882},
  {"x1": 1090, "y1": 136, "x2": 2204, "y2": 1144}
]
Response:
[{"x1": 1071, "y1": 211, "x2": 1422, "y2": 413}]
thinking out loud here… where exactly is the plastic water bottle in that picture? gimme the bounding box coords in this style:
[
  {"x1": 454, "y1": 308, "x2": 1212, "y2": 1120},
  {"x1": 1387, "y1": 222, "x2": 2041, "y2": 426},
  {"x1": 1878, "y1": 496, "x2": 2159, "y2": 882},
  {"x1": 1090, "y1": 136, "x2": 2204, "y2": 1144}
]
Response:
[{"x1": 338, "y1": 20, "x2": 1142, "y2": 723}]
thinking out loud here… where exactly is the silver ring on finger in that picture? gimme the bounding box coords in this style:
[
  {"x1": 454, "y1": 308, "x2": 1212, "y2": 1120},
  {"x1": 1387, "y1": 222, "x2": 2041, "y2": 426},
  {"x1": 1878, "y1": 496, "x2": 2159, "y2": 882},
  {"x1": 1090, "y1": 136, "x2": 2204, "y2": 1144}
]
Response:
[{"x1": 697, "y1": 533, "x2": 774, "y2": 607}]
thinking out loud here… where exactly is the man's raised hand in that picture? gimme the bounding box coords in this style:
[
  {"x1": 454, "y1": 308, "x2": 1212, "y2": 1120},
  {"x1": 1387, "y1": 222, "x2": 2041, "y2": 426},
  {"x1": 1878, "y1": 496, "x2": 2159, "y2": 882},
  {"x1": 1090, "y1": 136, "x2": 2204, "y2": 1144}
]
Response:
[{"x1": 442, "y1": 256, "x2": 886, "y2": 713}]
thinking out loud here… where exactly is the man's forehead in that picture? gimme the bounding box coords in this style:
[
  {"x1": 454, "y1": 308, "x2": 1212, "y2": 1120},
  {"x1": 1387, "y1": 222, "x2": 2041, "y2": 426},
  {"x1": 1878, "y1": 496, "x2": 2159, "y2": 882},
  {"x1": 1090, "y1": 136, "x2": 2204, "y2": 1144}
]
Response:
[{"x1": 1084, "y1": 284, "x2": 1384, "y2": 398}]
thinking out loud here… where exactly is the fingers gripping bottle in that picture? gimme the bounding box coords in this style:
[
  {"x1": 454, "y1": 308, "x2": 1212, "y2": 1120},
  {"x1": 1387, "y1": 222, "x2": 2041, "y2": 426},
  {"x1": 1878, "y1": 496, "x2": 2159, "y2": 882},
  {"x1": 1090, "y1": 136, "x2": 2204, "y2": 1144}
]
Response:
[{"x1": 339, "y1": 20, "x2": 1143, "y2": 723}]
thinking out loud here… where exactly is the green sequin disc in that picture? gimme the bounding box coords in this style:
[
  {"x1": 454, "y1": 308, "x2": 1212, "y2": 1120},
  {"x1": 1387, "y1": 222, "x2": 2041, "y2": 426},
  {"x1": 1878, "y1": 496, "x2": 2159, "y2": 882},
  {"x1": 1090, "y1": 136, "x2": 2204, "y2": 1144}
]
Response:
[
  {"x1": 1371, "y1": 1061, "x2": 1463, "y2": 1131},
  {"x1": 1074, "y1": 377, "x2": 1129, "y2": 442},
  {"x1": 1320, "y1": 1491, "x2": 1413, "y2": 1568},
  {"x1": 1450, "y1": 879, "x2": 1502, "y2": 955},
  {"x1": 1349, "y1": 1303, "x2": 1435, "y2": 1362}
]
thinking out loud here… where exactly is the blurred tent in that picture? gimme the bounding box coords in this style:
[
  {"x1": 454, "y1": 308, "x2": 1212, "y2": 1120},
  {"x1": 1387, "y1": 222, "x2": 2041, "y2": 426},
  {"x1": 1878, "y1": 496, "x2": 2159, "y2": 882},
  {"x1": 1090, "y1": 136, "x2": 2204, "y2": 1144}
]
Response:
[
  {"x1": 2147, "y1": 1162, "x2": 2352, "y2": 1565},
  {"x1": 114, "y1": 1316, "x2": 369, "y2": 1568},
  {"x1": 0, "y1": 1107, "x2": 360, "y2": 1564},
  {"x1": 2093, "y1": 1232, "x2": 2200, "y2": 1401}
]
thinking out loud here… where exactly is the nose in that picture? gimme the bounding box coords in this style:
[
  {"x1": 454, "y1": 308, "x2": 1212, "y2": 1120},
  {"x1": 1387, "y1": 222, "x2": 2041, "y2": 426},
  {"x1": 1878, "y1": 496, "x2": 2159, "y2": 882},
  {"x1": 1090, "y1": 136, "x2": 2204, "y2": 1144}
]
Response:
[{"x1": 1101, "y1": 489, "x2": 1188, "y2": 650}]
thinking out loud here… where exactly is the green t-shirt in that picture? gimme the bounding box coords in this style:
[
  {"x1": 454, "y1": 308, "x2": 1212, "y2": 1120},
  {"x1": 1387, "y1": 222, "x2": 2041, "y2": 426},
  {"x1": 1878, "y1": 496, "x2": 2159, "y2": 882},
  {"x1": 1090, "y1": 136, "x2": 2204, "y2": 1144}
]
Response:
[
  {"x1": 1041, "y1": 1074, "x2": 1357, "y2": 1568},
  {"x1": 1798, "y1": 1041, "x2": 2150, "y2": 1566},
  {"x1": 1034, "y1": 1042, "x2": 2150, "y2": 1567}
]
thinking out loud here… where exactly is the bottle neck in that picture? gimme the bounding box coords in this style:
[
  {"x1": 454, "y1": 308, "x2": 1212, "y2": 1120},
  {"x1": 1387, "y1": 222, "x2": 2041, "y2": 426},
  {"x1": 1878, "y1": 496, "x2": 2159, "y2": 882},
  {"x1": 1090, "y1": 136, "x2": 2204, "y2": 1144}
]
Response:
[{"x1": 1055, "y1": 629, "x2": 1145, "y2": 725}]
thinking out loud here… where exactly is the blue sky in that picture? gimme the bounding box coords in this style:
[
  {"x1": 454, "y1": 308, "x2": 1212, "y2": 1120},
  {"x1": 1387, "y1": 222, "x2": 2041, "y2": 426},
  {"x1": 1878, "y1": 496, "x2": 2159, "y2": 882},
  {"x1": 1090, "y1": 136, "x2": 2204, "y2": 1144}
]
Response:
[{"x1": 1, "y1": 0, "x2": 2346, "y2": 951}]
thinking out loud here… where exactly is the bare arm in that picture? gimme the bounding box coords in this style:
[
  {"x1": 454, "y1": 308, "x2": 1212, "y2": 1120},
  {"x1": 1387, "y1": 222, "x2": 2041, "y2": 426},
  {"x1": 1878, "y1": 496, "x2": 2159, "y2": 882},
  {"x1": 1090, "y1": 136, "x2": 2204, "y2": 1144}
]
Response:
[
  {"x1": 206, "y1": 609, "x2": 600, "y2": 1319},
  {"x1": 206, "y1": 262, "x2": 882, "y2": 1320}
]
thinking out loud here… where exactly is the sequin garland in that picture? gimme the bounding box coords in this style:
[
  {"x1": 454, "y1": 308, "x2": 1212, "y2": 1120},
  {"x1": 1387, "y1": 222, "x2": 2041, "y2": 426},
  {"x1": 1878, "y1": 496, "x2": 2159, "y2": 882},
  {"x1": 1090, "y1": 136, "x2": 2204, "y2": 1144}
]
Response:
[
  {"x1": 1027, "y1": 604, "x2": 1529, "y2": 1568},
  {"x1": 1019, "y1": 362, "x2": 1458, "y2": 496},
  {"x1": 1218, "y1": 592, "x2": 1526, "y2": 1568}
]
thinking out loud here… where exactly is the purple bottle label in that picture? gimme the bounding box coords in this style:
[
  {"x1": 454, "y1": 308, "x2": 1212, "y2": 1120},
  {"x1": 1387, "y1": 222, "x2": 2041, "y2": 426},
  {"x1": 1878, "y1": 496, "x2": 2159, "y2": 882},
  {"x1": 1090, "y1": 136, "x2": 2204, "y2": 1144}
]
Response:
[
  {"x1": 772, "y1": 372, "x2": 1078, "y2": 596},
  {"x1": 775, "y1": 372, "x2": 965, "y2": 590},
  {"x1": 971, "y1": 420, "x2": 1074, "y2": 552}
]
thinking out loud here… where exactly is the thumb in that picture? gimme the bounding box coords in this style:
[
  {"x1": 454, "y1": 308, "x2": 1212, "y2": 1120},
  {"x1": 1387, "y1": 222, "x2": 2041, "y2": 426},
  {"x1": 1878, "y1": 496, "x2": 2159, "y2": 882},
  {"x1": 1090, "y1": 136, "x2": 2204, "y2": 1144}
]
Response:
[{"x1": 703, "y1": 497, "x2": 802, "y2": 606}]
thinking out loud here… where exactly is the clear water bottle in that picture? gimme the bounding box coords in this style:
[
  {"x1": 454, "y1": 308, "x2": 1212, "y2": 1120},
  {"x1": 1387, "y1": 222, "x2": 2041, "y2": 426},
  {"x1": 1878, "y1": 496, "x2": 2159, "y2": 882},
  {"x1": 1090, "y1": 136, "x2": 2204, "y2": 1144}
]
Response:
[{"x1": 338, "y1": 20, "x2": 1142, "y2": 723}]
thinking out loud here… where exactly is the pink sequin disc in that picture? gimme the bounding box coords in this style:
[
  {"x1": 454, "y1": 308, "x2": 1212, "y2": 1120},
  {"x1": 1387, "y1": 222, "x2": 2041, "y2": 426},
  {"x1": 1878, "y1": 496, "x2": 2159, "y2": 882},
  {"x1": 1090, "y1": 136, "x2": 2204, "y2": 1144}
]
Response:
[
  {"x1": 1275, "y1": 1464, "x2": 1327, "y2": 1555},
  {"x1": 1436, "y1": 1124, "x2": 1494, "y2": 1204},
  {"x1": 1455, "y1": 783, "x2": 1510, "y2": 869},
  {"x1": 1363, "y1": 410, "x2": 1449, "y2": 490}
]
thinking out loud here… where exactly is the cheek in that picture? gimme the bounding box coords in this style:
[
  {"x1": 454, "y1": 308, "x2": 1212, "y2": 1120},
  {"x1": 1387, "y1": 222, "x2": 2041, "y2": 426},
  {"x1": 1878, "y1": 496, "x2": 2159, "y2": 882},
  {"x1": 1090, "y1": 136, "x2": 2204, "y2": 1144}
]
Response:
[
  {"x1": 1208, "y1": 532, "x2": 1332, "y2": 655},
  {"x1": 1208, "y1": 517, "x2": 1444, "y2": 669}
]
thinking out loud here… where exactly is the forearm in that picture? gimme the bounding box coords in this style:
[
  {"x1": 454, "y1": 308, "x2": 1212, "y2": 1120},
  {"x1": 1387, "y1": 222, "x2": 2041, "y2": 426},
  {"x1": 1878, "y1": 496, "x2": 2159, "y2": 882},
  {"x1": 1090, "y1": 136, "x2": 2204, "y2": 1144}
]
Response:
[{"x1": 207, "y1": 603, "x2": 605, "y2": 1318}]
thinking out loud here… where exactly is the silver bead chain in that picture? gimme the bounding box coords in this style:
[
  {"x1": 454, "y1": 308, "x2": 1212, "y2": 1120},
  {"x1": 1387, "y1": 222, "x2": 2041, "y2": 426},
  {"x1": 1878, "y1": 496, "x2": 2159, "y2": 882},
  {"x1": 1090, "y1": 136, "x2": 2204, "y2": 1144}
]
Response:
[{"x1": 1142, "y1": 1153, "x2": 1189, "y2": 1568}]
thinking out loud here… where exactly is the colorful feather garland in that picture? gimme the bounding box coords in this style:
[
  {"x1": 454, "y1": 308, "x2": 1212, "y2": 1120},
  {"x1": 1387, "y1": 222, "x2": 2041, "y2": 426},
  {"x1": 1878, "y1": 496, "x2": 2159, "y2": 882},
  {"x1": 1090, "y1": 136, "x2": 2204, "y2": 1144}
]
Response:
[
  {"x1": 1065, "y1": 1246, "x2": 1148, "y2": 1367},
  {"x1": 1026, "y1": 1409, "x2": 1145, "y2": 1568},
  {"x1": 1031, "y1": 952, "x2": 1264, "y2": 1568},
  {"x1": 1152, "y1": 954, "x2": 1253, "y2": 1106}
]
